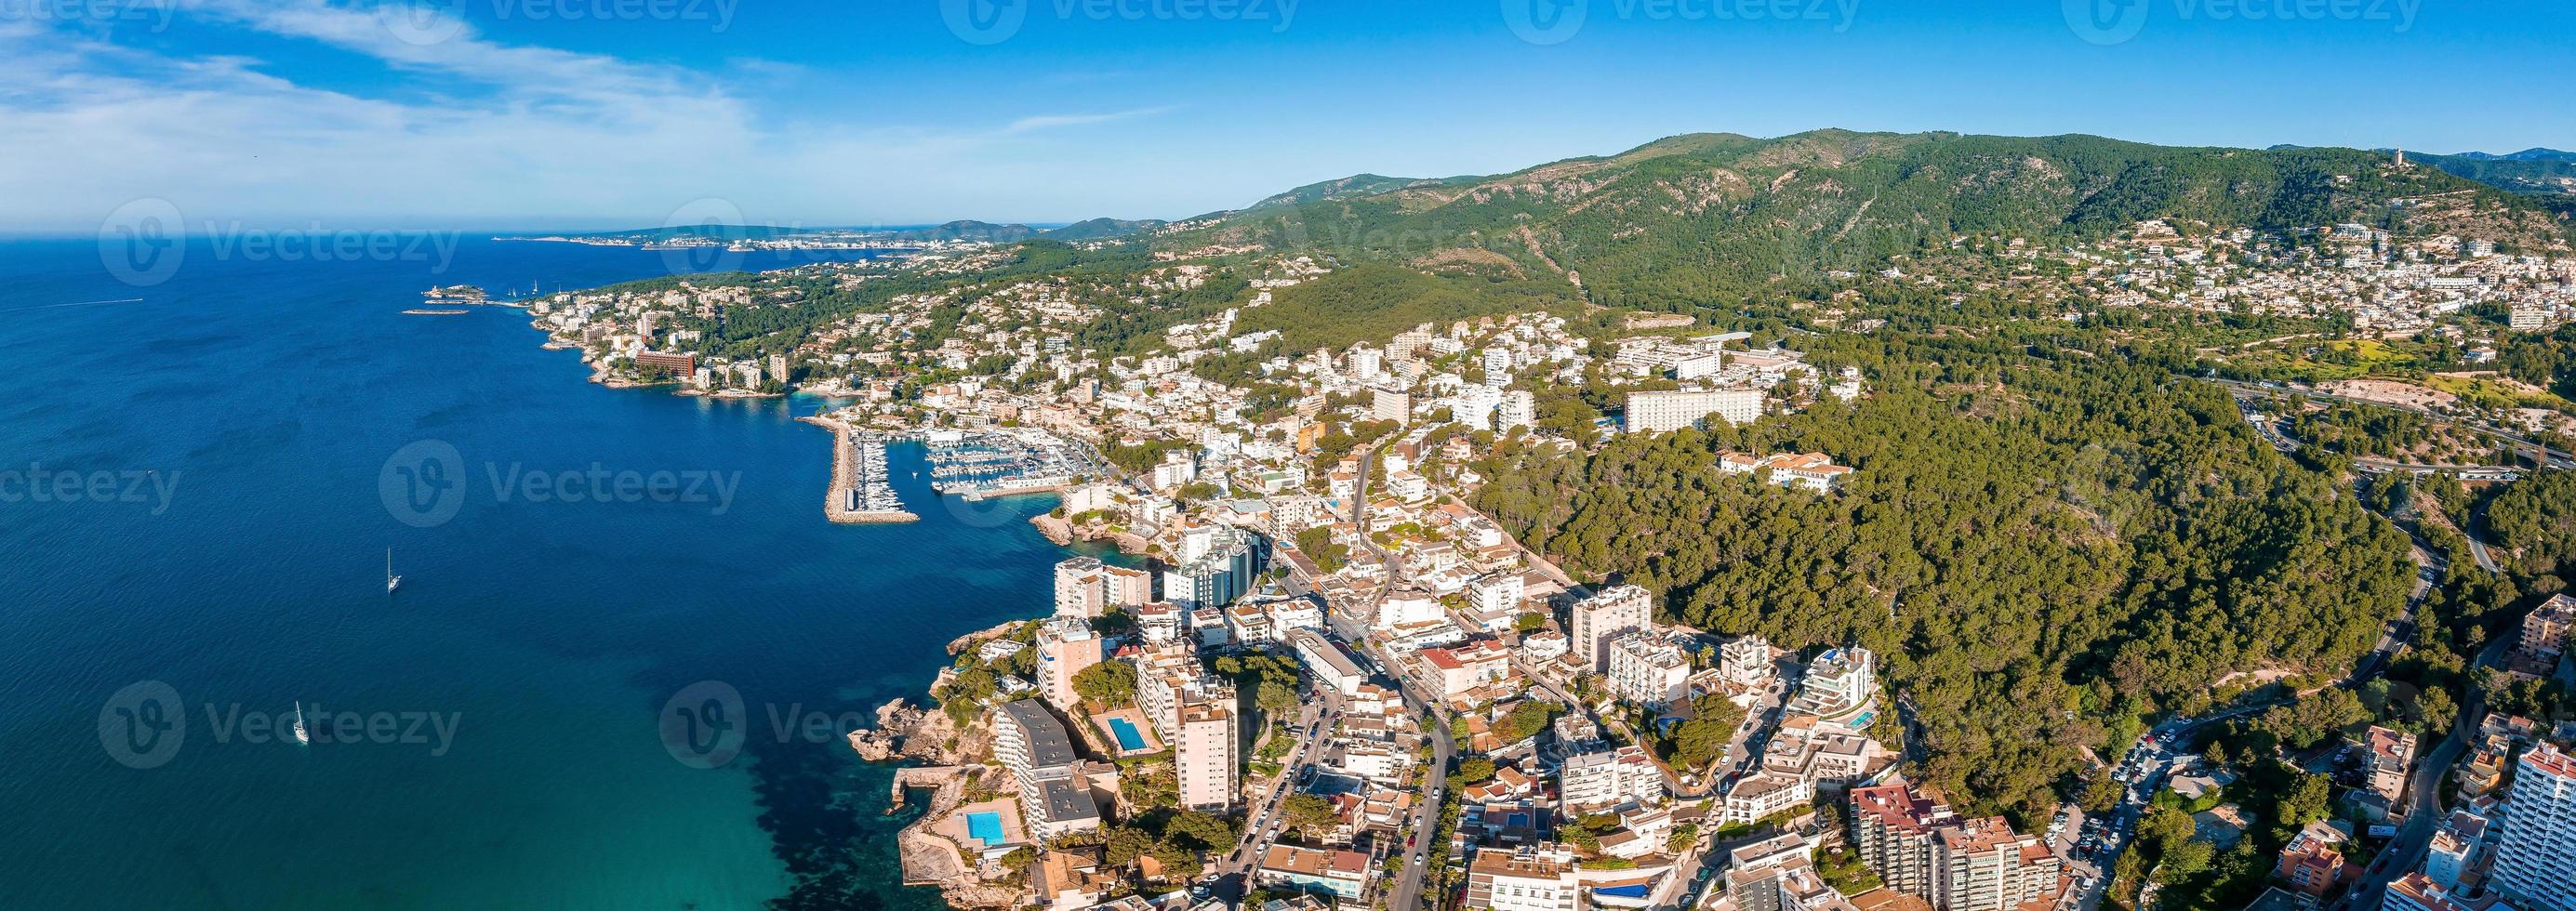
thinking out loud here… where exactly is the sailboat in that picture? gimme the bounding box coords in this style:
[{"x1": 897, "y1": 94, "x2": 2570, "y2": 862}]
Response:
[
  {"x1": 386, "y1": 548, "x2": 403, "y2": 594},
  {"x1": 291, "y1": 701, "x2": 310, "y2": 746}
]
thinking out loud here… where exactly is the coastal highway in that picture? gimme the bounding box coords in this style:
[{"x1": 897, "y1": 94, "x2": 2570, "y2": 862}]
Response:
[
  {"x1": 2330, "y1": 631, "x2": 2511, "y2": 911},
  {"x1": 2327, "y1": 500, "x2": 2512, "y2": 911},
  {"x1": 2215, "y1": 378, "x2": 2575, "y2": 469},
  {"x1": 1216, "y1": 689, "x2": 1347, "y2": 891},
  {"x1": 2466, "y1": 499, "x2": 2504, "y2": 574},
  {"x1": 1354, "y1": 443, "x2": 1455, "y2": 911},
  {"x1": 1369, "y1": 638, "x2": 1456, "y2": 911},
  {"x1": 2236, "y1": 393, "x2": 2530, "y2": 479}
]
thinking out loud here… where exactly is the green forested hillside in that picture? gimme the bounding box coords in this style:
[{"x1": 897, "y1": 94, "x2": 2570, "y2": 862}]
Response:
[
  {"x1": 1233, "y1": 263, "x2": 1582, "y2": 352},
  {"x1": 1042, "y1": 218, "x2": 1168, "y2": 240},
  {"x1": 1243, "y1": 173, "x2": 1466, "y2": 210},
  {"x1": 1167, "y1": 129, "x2": 2573, "y2": 312},
  {"x1": 2488, "y1": 469, "x2": 2576, "y2": 587},
  {"x1": 2410, "y1": 151, "x2": 2576, "y2": 196},
  {"x1": 1469, "y1": 334, "x2": 2416, "y2": 821}
]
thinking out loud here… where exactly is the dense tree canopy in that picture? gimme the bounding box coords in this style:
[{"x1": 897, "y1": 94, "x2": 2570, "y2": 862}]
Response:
[
  {"x1": 1472, "y1": 337, "x2": 2414, "y2": 821},
  {"x1": 2488, "y1": 469, "x2": 2576, "y2": 588}
]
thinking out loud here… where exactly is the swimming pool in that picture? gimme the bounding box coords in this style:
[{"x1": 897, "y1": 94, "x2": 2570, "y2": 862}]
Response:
[
  {"x1": 965, "y1": 812, "x2": 1005, "y2": 846},
  {"x1": 1107, "y1": 717, "x2": 1148, "y2": 751}
]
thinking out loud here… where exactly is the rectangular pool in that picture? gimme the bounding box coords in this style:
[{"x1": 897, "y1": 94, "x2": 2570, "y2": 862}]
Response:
[
  {"x1": 1107, "y1": 717, "x2": 1148, "y2": 752},
  {"x1": 965, "y1": 812, "x2": 1005, "y2": 846}
]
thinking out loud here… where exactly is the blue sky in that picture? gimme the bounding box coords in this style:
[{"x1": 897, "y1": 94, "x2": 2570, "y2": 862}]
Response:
[{"x1": 7, "y1": 0, "x2": 2570, "y2": 232}]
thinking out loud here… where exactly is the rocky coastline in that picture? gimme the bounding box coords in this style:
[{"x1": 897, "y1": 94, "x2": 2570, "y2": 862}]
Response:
[
  {"x1": 1028, "y1": 512, "x2": 1152, "y2": 556},
  {"x1": 845, "y1": 619, "x2": 1030, "y2": 908}
]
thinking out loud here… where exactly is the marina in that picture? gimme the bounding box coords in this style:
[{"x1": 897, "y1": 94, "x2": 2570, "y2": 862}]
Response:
[
  {"x1": 919, "y1": 429, "x2": 1104, "y2": 500},
  {"x1": 808, "y1": 416, "x2": 919, "y2": 524}
]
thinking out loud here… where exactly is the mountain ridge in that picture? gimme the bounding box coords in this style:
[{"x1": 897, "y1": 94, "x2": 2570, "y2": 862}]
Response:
[
  {"x1": 2440, "y1": 148, "x2": 2576, "y2": 163},
  {"x1": 1155, "y1": 128, "x2": 2573, "y2": 310},
  {"x1": 533, "y1": 218, "x2": 1167, "y2": 244}
]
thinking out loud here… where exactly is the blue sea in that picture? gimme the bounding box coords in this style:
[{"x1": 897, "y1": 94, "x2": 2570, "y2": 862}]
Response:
[{"x1": 0, "y1": 236, "x2": 1109, "y2": 909}]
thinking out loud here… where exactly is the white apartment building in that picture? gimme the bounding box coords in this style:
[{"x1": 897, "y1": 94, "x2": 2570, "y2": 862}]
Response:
[
  {"x1": 1376, "y1": 588, "x2": 1447, "y2": 632},
  {"x1": 1931, "y1": 817, "x2": 2062, "y2": 911},
  {"x1": 1498, "y1": 390, "x2": 1536, "y2": 429},
  {"x1": 1465, "y1": 843, "x2": 1583, "y2": 911},
  {"x1": 1135, "y1": 602, "x2": 1183, "y2": 644},
  {"x1": 2363, "y1": 725, "x2": 2418, "y2": 805},
  {"x1": 1789, "y1": 646, "x2": 1876, "y2": 723},
  {"x1": 1151, "y1": 455, "x2": 1198, "y2": 492},
  {"x1": 1607, "y1": 632, "x2": 1693, "y2": 708},
  {"x1": 2490, "y1": 744, "x2": 2576, "y2": 911},
  {"x1": 1176, "y1": 701, "x2": 1240, "y2": 812},
  {"x1": 2513, "y1": 300, "x2": 2557, "y2": 332},
  {"x1": 1560, "y1": 745, "x2": 1666, "y2": 814},
  {"x1": 1519, "y1": 630, "x2": 1569, "y2": 666},
  {"x1": 1137, "y1": 649, "x2": 1225, "y2": 730},
  {"x1": 1055, "y1": 556, "x2": 1108, "y2": 618},
  {"x1": 1288, "y1": 628, "x2": 1367, "y2": 696},
  {"x1": 1570, "y1": 585, "x2": 1654, "y2": 673},
  {"x1": 1334, "y1": 739, "x2": 1411, "y2": 783},
  {"x1": 1470, "y1": 573, "x2": 1526, "y2": 620},
  {"x1": 1720, "y1": 857, "x2": 1864, "y2": 911},
  {"x1": 2426, "y1": 828, "x2": 2474, "y2": 891},
  {"x1": 1036, "y1": 617, "x2": 1102, "y2": 710},
  {"x1": 1268, "y1": 599, "x2": 1324, "y2": 634},
  {"x1": 1454, "y1": 385, "x2": 1503, "y2": 430},
  {"x1": 1348, "y1": 347, "x2": 1384, "y2": 380},
  {"x1": 2384, "y1": 873, "x2": 2509, "y2": 911},
  {"x1": 1625, "y1": 389, "x2": 1763, "y2": 433},
  {"x1": 1722, "y1": 636, "x2": 1774, "y2": 690},
  {"x1": 1851, "y1": 783, "x2": 1959, "y2": 900},
  {"x1": 2524, "y1": 594, "x2": 2574, "y2": 666},
  {"x1": 1101, "y1": 564, "x2": 1153, "y2": 609},
  {"x1": 1722, "y1": 770, "x2": 1814, "y2": 825},
  {"x1": 1718, "y1": 451, "x2": 1854, "y2": 493},
  {"x1": 1372, "y1": 387, "x2": 1413, "y2": 425},
  {"x1": 993, "y1": 699, "x2": 1104, "y2": 842}
]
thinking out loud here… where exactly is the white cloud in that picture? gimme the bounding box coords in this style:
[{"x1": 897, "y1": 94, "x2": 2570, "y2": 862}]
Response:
[
  {"x1": 1001, "y1": 106, "x2": 1177, "y2": 135},
  {"x1": 0, "y1": 1, "x2": 1184, "y2": 231}
]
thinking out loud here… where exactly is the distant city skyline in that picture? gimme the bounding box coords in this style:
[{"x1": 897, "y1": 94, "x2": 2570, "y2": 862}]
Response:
[{"x1": 4, "y1": 0, "x2": 2571, "y2": 233}]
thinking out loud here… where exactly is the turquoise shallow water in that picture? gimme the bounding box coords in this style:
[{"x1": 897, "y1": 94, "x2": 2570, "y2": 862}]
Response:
[{"x1": 0, "y1": 237, "x2": 1104, "y2": 910}]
